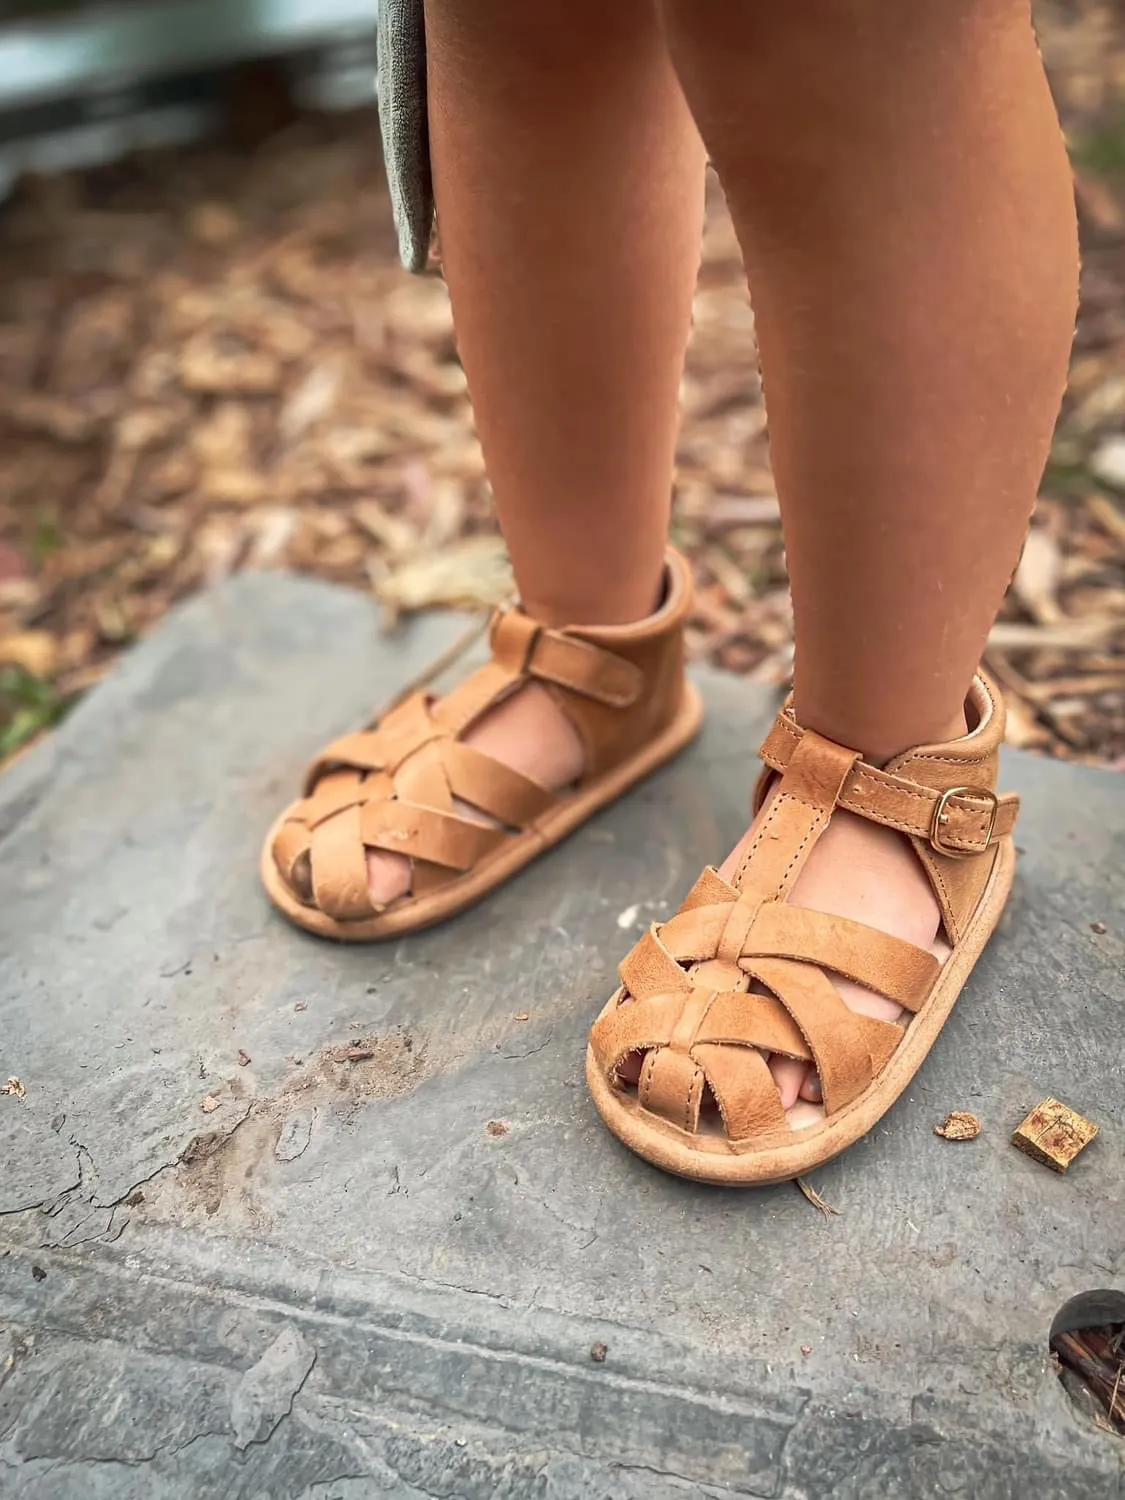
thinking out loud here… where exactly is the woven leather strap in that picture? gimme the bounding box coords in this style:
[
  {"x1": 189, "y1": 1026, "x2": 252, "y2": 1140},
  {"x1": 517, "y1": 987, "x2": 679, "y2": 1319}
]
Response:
[
  {"x1": 271, "y1": 604, "x2": 657, "y2": 920},
  {"x1": 590, "y1": 865, "x2": 918, "y2": 1144},
  {"x1": 589, "y1": 681, "x2": 1016, "y2": 1147}
]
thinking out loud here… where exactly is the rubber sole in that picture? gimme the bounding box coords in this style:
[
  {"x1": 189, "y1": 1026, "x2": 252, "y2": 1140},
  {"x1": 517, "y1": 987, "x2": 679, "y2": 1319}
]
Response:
[
  {"x1": 261, "y1": 679, "x2": 705, "y2": 942},
  {"x1": 585, "y1": 837, "x2": 1016, "y2": 1186}
]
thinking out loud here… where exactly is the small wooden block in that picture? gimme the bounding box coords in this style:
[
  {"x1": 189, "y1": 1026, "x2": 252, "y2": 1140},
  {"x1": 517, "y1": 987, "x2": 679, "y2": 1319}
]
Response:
[{"x1": 1011, "y1": 1097, "x2": 1098, "y2": 1173}]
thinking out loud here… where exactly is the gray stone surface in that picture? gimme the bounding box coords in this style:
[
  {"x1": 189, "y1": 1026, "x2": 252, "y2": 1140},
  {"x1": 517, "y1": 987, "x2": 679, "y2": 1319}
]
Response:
[{"x1": 0, "y1": 571, "x2": 1122, "y2": 1499}]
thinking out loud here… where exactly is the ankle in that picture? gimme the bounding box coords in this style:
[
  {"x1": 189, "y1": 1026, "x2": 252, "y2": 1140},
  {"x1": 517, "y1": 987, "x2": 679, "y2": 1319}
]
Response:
[
  {"x1": 517, "y1": 573, "x2": 665, "y2": 631},
  {"x1": 792, "y1": 700, "x2": 970, "y2": 767}
]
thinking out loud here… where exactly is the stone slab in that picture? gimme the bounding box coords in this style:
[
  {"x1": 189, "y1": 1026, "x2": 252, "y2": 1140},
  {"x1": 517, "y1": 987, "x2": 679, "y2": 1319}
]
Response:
[{"x1": 0, "y1": 572, "x2": 1122, "y2": 1499}]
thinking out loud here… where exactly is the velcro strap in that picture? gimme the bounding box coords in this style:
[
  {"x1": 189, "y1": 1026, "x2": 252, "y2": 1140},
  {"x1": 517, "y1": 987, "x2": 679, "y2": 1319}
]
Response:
[
  {"x1": 527, "y1": 632, "x2": 642, "y2": 706},
  {"x1": 489, "y1": 608, "x2": 643, "y2": 706},
  {"x1": 759, "y1": 714, "x2": 1018, "y2": 855}
]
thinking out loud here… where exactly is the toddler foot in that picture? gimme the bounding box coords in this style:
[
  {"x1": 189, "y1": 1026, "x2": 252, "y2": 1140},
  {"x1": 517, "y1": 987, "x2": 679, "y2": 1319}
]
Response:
[{"x1": 366, "y1": 681, "x2": 586, "y2": 905}]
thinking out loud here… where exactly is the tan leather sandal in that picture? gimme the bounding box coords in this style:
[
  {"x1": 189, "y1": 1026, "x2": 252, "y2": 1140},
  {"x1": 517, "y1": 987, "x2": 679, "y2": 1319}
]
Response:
[
  {"x1": 586, "y1": 673, "x2": 1017, "y2": 1184},
  {"x1": 262, "y1": 549, "x2": 702, "y2": 940}
]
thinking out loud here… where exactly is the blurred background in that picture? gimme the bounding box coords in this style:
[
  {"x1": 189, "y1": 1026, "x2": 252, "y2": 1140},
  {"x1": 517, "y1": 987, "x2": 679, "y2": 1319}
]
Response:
[{"x1": 0, "y1": 0, "x2": 1122, "y2": 771}]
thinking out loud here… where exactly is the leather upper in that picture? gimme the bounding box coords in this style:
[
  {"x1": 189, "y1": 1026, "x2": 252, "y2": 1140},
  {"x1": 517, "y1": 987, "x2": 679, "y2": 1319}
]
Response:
[
  {"x1": 588, "y1": 675, "x2": 1017, "y2": 1147},
  {"x1": 271, "y1": 550, "x2": 693, "y2": 921}
]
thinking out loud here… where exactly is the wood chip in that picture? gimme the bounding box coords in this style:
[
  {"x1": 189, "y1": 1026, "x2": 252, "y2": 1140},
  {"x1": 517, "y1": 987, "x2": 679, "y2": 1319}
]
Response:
[
  {"x1": 795, "y1": 1177, "x2": 839, "y2": 1219},
  {"x1": 1013, "y1": 528, "x2": 1063, "y2": 625},
  {"x1": 331, "y1": 1044, "x2": 375, "y2": 1063},
  {"x1": 1011, "y1": 1097, "x2": 1099, "y2": 1173},
  {"x1": 1088, "y1": 494, "x2": 1125, "y2": 547},
  {"x1": 2, "y1": 63, "x2": 1123, "y2": 772},
  {"x1": 0, "y1": 631, "x2": 58, "y2": 678},
  {"x1": 237, "y1": 1049, "x2": 251, "y2": 1066},
  {"x1": 988, "y1": 617, "x2": 1120, "y2": 650},
  {"x1": 935, "y1": 1110, "x2": 982, "y2": 1141}
]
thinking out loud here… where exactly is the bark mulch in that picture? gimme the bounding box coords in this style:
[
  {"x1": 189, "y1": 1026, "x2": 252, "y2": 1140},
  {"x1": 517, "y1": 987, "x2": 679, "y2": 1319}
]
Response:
[{"x1": 1, "y1": 1, "x2": 1123, "y2": 768}]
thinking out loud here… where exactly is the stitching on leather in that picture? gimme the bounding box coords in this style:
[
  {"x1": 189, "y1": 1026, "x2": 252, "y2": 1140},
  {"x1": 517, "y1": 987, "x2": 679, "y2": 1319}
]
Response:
[
  {"x1": 774, "y1": 791, "x2": 827, "y2": 815},
  {"x1": 851, "y1": 768, "x2": 1000, "y2": 808},
  {"x1": 850, "y1": 768, "x2": 934, "y2": 803},
  {"x1": 734, "y1": 795, "x2": 785, "y2": 887},
  {"x1": 900, "y1": 750, "x2": 994, "y2": 768},
  {"x1": 685, "y1": 1065, "x2": 704, "y2": 1132},
  {"x1": 846, "y1": 774, "x2": 994, "y2": 842},
  {"x1": 537, "y1": 633, "x2": 640, "y2": 706},
  {"x1": 638, "y1": 1049, "x2": 657, "y2": 1108},
  {"x1": 778, "y1": 810, "x2": 826, "y2": 893},
  {"x1": 849, "y1": 806, "x2": 984, "y2": 843},
  {"x1": 917, "y1": 848, "x2": 956, "y2": 937},
  {"x1": 774, "y1": 717, "x2": 801, "y2": 745}
]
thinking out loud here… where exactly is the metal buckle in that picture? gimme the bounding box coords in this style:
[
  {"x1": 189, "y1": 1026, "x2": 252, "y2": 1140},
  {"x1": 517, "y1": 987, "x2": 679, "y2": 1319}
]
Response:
[{"x1": 930, "y1": 785, "x2": 999, "y2": 858}]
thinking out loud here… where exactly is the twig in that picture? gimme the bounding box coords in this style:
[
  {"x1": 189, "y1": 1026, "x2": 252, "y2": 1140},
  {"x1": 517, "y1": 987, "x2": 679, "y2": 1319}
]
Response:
[
  {"x1": 369, "y1": 610, "x2": 497, "y2": 724},
  {"x1": 795, "y1": 1177, "x2": 839, "y2": 1220}
]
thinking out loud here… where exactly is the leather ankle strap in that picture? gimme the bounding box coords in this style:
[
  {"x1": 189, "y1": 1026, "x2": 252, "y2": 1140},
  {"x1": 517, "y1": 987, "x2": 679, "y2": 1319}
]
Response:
[
  {"x1": 490, "y1": 609, "x2": 643, "y2": 707},
  {"x1": 759, "y1": 712, "x2": 1018, "y2": 856}
]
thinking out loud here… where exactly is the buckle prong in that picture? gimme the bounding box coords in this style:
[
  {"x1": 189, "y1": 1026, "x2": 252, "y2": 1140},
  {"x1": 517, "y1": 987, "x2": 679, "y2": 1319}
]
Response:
[{"x1": 930, "y1": 785, "x2": 999, "y2": 858}]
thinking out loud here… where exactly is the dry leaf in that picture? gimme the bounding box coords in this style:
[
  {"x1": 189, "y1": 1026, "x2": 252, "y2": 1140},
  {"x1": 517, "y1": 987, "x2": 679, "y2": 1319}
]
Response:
[
  {"x1": 279, "y1": 360, "x2": 343, "y2": 441},
  {"x1": 192, "y1": 403, "x2": 252, "y2": 467},
  {"x1": 1, "y1": 1077, "x2": 27, "y2": 1100},
  {"x1": 186, "y1": 201, "x2": 241, "y2": 246},
  {"x1": 375, "y1": 536, "x2": 513, "y2": 625},
  {"x1": 352, "y1": 500, "x2": 419, "y2": 557},
  {"x1": 179, "y1": 338, "x2": 281, "y2": 396},
  {"x1": 201, "y1": 469, "x2": 269, "y2": 506},
  {"x1": 200, "y1": 1094, "x2": 222, "y2": 1114},
  {"x1": 0, "y1": 68, "x2": 1120, "y2": 777},
  {"x1": 3, "y1": 391, "x2": 97, "y2": 443},
  {"x1": 246, "y1": 507, "x2": 300, "y2": 567}
]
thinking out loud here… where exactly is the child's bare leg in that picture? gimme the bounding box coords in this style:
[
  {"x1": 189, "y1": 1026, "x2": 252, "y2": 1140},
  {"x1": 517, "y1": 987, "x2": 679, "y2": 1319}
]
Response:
[
  {"x1": 368, "y1": 0, "x2": 706, "y2": 905},
  {"x1": 659, "y1": 0, "x2": 1077, "y2": 1105}
]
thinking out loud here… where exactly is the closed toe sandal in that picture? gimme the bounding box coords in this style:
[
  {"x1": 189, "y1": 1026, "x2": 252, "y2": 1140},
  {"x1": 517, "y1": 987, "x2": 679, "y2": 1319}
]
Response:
[
  {"x1": 262, "y1": 549, "x2": 703, "y2": 940},
  {"x1": 586, "y1": 673, "x2": 1017, "y2": 1184}
]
